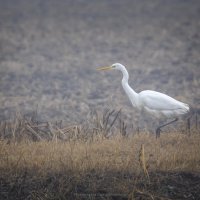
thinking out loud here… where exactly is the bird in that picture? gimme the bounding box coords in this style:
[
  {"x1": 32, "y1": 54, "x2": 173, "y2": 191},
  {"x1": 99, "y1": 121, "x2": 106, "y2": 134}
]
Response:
[{"x1": 97, "y1": 63, "x2": 190, "y2": 137}]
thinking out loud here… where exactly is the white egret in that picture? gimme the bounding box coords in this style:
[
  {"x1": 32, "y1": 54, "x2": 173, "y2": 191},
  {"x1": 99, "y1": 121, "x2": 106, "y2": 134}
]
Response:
[{"x1": 97, "y1": 63, "x2": 190, "y2": 137}]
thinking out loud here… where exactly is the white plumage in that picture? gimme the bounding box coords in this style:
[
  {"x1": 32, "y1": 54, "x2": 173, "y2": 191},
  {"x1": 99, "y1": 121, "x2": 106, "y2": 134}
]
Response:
[
  {"x1": 139, "y1": 90, "x2": 189, "y2": 118},
  {"x1": 97, "y1": 63, "x2": 190, "y2": 137}
]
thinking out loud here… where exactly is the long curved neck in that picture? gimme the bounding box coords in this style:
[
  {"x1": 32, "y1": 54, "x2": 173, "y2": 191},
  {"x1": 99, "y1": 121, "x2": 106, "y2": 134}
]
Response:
[{"x1": 120, "y1": 67, "x2": 139, "y2": 108}]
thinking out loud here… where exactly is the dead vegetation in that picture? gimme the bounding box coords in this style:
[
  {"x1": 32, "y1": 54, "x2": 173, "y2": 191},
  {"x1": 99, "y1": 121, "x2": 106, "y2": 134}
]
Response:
[
  {"x1": 0, "y1": 110, "x2": 200, "y2": 200},
  {"x1": 0, "y1": 108, "x2": 199, "y2": 142}
]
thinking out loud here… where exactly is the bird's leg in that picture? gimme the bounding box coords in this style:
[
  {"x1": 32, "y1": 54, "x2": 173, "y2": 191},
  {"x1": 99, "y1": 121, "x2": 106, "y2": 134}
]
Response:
[
  {"x1": 156, "y1": 128, "x2": 161, "y2": 138},
  {"x1": 156, "y1": 118, "x2": 178, "y2": 138},
  {"x1": 187, "y1": 117, "x2": 191, "y2": 134}
]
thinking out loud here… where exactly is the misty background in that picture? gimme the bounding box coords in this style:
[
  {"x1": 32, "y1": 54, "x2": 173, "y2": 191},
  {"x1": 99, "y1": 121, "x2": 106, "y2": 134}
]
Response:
[{"x1": 0, "y1": 0, "x2": 199, "y2": 127}]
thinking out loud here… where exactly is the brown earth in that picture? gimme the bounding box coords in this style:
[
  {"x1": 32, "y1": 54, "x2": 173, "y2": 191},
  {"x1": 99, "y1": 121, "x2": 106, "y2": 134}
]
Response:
[{"x1": 1, "y1": 170, "x2": 200, "y2": 200}]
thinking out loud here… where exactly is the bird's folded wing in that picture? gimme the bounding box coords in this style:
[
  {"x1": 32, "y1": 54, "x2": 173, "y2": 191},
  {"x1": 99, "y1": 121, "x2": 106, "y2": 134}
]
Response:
[{"x1": 139, "y1": 90, "x2": 189, "y2": 111}]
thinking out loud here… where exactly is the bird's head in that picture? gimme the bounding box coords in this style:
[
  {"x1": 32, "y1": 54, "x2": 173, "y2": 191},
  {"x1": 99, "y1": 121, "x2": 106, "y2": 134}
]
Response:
[{"x1": 97, "y1": 63, "x2": 125, "y2": 71}]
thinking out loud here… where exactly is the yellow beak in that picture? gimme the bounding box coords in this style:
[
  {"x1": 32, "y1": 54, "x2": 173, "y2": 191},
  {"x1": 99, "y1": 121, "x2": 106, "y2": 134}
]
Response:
[{"x1": 96, "y1": 66, "x2": 113, "y2": 71}]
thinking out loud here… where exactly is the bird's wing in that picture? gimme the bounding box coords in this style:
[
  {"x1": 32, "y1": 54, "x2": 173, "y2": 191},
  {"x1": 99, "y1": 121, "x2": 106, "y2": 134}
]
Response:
[{"x1": 139, "y1": 90, "x2": 189, "y2": 111}]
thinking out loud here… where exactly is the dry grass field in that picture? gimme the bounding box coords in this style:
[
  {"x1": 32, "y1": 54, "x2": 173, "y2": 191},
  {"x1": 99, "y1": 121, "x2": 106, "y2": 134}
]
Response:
[
  {"x1": 0, "y1": 114, "x2": 200, "y2": 199},
  {"x1": 1, "y1": 133, "x2": 200, "y2": 199},
  {"x1": 0, "y1": 0, "x2": 200, "y2": 123},
  {"x1": 1, "y1": 0, "x2": 200, "y2": 199}
]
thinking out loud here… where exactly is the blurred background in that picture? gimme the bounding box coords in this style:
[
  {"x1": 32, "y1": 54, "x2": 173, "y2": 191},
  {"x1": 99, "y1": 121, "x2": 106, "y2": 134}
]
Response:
[{"x1": 0, "y1": 0, "x2": 199, "y2": 125}]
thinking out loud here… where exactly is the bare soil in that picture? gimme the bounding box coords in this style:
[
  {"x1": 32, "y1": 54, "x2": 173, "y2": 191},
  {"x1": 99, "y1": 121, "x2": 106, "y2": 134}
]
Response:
[{"x1": 1, "y1": 171, "x2": 200, "y2": 200}]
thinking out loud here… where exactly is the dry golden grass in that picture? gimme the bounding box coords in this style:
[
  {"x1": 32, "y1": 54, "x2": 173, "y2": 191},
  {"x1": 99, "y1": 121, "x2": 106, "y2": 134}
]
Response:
[
  {"x1": 1, "y1": 132, "x2": 200, "y2": 199},
  {"x1": 0, "y1": 110, "x2": 199, "y2": 200},
  {"x1": 1, "y1": 133, "x2": 200, "y2": 175}
]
